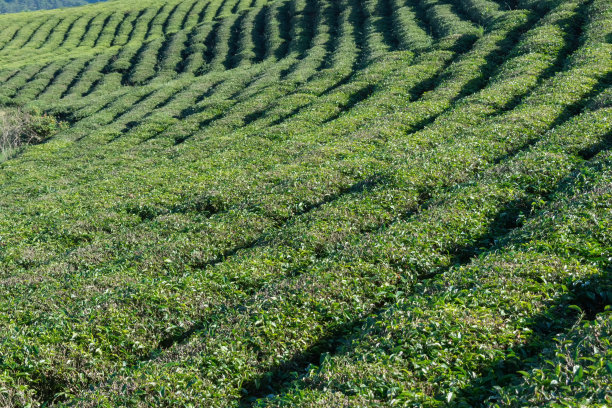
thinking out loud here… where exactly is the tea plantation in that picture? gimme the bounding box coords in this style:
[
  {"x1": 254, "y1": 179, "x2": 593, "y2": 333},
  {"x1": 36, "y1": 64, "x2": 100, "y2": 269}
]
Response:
[{"x1": 0, "y1": 0, "x2": 610, "y2": 406}]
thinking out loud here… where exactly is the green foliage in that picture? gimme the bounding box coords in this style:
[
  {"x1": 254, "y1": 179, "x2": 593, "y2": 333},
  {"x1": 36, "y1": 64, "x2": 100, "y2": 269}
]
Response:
[
  {"x1": 0, "y1": 0, "x2": 609, "y2": 406},
  {"x1": 493, "y1": 312, "x2": 612, "y2": 406}
]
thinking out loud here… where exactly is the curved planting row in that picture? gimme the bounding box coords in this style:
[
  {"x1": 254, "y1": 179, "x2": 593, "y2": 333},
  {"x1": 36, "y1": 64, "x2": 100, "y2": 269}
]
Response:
[{"x1": 0, "y1": 0, "x2": 609, "y2": 406}]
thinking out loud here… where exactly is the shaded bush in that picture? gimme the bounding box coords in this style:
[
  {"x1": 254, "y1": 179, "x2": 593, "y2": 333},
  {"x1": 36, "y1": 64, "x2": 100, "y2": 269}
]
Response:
[{"x1": 0, "y1": 108, "x2": 62, "y2": 158}]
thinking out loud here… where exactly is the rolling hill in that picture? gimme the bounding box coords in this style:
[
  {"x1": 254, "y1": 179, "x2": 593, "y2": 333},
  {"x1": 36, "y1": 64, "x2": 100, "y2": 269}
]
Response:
[{"x1": 0, "y1": 0, "x2": 610, "y2": 406}]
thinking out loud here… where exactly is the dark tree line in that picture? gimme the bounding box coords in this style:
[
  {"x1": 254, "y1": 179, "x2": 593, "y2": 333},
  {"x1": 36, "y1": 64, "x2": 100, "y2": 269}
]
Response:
[{"x1": 0, "y1": 0, "x2": 105, "y2": 13}]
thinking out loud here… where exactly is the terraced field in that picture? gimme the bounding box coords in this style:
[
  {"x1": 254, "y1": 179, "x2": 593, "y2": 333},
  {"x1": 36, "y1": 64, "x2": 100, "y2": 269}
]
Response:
[{"x1": 0, "y1": 0, "x2": 610, "y2": 406}]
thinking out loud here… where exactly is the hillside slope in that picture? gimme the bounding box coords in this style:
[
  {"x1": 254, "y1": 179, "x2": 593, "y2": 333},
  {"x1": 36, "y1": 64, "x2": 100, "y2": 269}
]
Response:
[
  {"x1": 0, "y1": 0, "x2": 610, "y2": 406},
  {"x1": 0, "y1": 0, "x2": 104, "y2": 13}
]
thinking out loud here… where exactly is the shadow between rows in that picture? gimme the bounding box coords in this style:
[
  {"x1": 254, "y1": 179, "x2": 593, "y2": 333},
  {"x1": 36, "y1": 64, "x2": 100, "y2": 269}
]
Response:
[
  {"x1": 129, "y1": 174, "x2": 389, "y2": 353},
  {"x1": 129, "y1": 48, "x2": 612, "y2": 361},
  {"x1": 235, "y1": 195, "x2": 541, "y2": 406},
  {"x1": 452, "y1": 264, "x2": 612, "y2": 406},
  {"x1": 236, "y1": 145, "x2": 612, "y2": 406}
]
